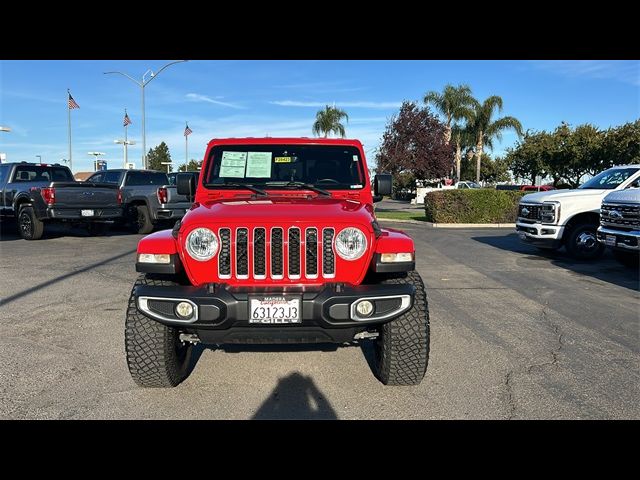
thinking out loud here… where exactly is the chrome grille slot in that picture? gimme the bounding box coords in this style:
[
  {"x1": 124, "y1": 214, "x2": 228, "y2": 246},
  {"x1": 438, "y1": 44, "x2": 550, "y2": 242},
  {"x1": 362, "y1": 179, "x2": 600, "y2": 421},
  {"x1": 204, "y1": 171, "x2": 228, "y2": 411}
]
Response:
[
  {"x1": 253, "y1": 228, "x2": 266, "y2": 278},
  {"x1": 305, "y1": 228, "x2": 318, "y2": 278},
  {"x1": 288, "y1": 227, "x2": 301, "y2": 278},
  {"x1": 236, "y1": 228, "x2": 248, "y2": 278},
  {"x1": 322, "y1": 228, "x2": 335, "y2": 277},
  {"x1": 271, "y1": 227, "x2": 284, "y2": 279},
  {"x1": 219, "y1": 228, "x2": 231, "y2": 278}
]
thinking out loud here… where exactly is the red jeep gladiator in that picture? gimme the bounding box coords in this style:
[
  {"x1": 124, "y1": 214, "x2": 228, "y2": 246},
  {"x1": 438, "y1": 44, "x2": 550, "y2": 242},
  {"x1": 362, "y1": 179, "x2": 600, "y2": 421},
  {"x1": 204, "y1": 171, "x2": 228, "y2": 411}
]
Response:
[{"x1": 125, "y1": 138, "x2": 430, "y2": 387}]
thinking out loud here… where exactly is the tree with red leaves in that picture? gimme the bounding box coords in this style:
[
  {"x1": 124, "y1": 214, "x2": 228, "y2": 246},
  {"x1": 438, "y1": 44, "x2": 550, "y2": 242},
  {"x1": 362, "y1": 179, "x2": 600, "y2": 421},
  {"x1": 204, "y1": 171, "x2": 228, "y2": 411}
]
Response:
[{"x1": 376, "y1": 102, "x2": 453, "y2": 184}]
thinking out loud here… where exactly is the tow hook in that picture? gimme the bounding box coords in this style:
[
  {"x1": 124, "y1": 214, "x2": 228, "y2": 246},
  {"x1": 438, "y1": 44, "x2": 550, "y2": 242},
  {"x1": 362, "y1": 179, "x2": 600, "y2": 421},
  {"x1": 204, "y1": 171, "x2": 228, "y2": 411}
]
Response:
[
  {"x1": 354, "y1": 331, "x2": 379, "y2": 340},
  {"x1": 179, "y1": 333, "x2": 200, "y2": 345}
]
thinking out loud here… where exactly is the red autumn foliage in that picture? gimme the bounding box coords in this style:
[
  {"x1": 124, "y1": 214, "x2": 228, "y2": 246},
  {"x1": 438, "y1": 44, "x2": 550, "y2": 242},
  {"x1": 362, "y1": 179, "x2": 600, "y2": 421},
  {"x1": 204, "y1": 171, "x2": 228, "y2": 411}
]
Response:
[{"x1": 376, "y1": 102, "x2": 454, "y2": 180}]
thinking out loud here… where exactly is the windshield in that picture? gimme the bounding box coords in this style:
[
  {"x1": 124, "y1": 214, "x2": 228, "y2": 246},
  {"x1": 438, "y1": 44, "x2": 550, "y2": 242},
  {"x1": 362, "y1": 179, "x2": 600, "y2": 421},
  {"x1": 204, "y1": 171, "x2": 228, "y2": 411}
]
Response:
[
  {"x1": 579, "y1": 167, "x2": 639, "y2": 190},
  {"x1": 203, "y1": 144, "x2": 365, "y2": 190}
]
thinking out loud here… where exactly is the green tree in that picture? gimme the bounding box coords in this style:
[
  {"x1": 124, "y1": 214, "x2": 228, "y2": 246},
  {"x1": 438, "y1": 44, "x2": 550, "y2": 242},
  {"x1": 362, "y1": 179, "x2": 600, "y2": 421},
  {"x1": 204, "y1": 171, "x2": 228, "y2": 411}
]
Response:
[
  {"x1": 147, "y1": 141, "x2": 172, "y2": 172},
  {"x1": 460, "y1": 153, "x2": 510, "y2": 183},
  {"x1": 601, "y1": 120, "x2": 640, "y2": 167},
  {"x1": 424, "y1": 84, "x2": 478, "y2": 180},
  {"x1": 506, "y1": 130, "x2": 554, "y2": 184},
  {"x1": 178, "y1": 159, "x2": 202, "y2": 172},
  {"x1": 312, "y1": 105, "x2": 349, "y2": 138},
  {"x1": 467, "y1": 96, "x2": 523, "y2": 183}
]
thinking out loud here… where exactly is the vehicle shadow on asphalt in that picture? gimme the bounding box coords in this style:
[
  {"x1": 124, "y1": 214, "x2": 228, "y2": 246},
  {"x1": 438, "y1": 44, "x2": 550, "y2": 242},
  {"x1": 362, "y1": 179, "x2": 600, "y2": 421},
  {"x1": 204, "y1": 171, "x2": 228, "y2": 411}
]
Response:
[
  {"x1": 0, "y1": 221, "x2": 136, "y2": 242},
  {"x1": 0, "y1": 248, "x2": 137, "y2": 306},
  {"x1": 473, "y1": 233, "x2": 639, "y2": 291},
  {"x1": 250, "y1": 371, "x2": 338, "y2": 420}
]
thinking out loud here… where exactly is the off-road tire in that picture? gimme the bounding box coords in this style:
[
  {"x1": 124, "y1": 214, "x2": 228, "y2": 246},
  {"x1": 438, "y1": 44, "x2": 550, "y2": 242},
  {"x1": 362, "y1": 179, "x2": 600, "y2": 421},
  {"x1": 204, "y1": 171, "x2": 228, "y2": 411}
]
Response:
[
  {"x1": 612, "y1": 249, "x2": 639, "y2": 269},
  {"x1": 131, "y1": 204, "x2": 154, "y2": 234},
  {"x1": 372, "y1": 270, "x2": 430, "y2": 386},
  {"x1": 18, "y1": 205, "x2": 44, "y2": 240},
  {"x1": 125, "y1": 274, "x2": 193, "y2": 387},
  {"x1": 565, "y1": 222, "x2": 604, "y2": 260}
]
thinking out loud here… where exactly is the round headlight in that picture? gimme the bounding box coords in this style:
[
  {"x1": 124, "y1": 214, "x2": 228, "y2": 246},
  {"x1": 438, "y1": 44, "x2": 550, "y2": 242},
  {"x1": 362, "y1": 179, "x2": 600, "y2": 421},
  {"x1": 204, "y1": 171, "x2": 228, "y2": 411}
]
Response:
[
  {"x1": 335, "y1": 227, "x2": 367, "y2": 260},
  {"x1": 185, "y1": 228, "x2": 218, "y2": 261}
]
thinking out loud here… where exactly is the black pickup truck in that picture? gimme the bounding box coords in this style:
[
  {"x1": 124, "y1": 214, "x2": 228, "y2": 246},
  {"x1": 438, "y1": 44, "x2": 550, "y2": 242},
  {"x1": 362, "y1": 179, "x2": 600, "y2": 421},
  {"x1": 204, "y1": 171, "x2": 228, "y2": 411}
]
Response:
[{"x1": 0, "y1": 162, "x2": 123, "y2": 240}]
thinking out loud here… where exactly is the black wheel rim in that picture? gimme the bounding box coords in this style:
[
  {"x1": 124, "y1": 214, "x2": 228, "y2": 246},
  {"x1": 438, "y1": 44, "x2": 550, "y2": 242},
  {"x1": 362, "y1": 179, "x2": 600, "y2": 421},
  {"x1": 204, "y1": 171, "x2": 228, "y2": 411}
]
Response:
[
  {"x1": 19, "y1": 212, "x2": 32, "y2": 238},
  {"x1": 137, "y1": 210, "x2": 146, "y2": 230}
]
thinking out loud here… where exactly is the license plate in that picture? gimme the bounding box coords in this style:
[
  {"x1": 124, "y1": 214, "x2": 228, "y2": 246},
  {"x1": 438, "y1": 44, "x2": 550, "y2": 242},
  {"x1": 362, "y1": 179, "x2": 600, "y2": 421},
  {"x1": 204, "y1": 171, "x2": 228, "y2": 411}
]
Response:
[
  {"x1": 605, "y1": 235, "x2": 617, "y2": 247},
  {"x1": 81, "y1": 209, "x2": 95, "y2": 217},
  {"x1": 249, "y1": 296, "x2": 301, "y2": 324},
  {"x1": 518, "y1": 231, "x2": 527, "y2": 240}
]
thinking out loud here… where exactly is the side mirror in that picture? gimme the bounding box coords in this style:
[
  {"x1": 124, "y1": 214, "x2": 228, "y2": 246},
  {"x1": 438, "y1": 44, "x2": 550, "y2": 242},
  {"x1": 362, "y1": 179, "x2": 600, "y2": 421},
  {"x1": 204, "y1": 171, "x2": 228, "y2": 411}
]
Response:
[
  {"x1": 177, "y1": 172, "x2": 196, "y2": 199},
  {"x1": 374, "y1": 173, "x2": 392, "y2": 202}
]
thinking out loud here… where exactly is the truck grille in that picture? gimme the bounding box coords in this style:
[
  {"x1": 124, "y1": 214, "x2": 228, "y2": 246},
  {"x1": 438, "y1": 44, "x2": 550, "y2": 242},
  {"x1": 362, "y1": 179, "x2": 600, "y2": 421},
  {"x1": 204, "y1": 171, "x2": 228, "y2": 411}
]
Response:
[
  {"x1": 601, "y1": 203, "x2": 640, "y2": 231},
  {"x1": 518, "y1": 203, "x2": 542, "y2": 221},
  {"x1": 217, "y1": 226, "x2": 336, "y2": 281}
]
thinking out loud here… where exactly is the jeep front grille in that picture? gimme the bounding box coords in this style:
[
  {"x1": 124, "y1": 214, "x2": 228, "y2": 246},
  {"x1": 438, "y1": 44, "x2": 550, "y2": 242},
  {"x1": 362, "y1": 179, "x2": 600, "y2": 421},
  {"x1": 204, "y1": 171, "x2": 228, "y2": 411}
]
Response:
[
  {"x1": 601, "y1": 203, "x2": 640, "y2": 231},
  {"x1": 218, "y1": 226, "x2": 336, "y2": 281}
]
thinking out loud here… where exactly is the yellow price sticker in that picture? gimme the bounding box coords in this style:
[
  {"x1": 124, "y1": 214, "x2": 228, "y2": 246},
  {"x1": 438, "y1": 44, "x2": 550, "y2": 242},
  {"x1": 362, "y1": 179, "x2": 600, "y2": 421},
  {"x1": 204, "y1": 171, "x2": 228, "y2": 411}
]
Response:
[{"x1": 274, "y1": 156, "x2": 292, "y2": 163}]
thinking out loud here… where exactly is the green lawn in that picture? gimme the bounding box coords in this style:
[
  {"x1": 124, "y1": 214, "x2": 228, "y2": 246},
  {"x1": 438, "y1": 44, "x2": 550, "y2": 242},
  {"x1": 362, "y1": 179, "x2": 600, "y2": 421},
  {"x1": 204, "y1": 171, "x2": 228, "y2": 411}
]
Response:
[{"x1": 375, "y1": 210, "x2": 428, "y2": 222}]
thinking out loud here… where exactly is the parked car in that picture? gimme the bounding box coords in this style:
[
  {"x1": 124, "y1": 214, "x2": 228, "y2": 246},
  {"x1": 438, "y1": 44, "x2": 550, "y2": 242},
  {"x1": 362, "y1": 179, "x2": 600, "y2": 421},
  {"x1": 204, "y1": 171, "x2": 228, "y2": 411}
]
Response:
[
  {"x1": 597, "y1": 187, "x2": 639, "y2": 268},
  {"x1": 516, "y1": 164, "x2": 640, "y2": 259},
  {"x1": 86, "y1": 169, "x2": 196, "y2": 234},
  {"x1": 126, "y1": 137, "x2": 430, "y2": 388},
  {"x1": 0, "y1": 162, "x2": 123, "y2": 240},
  {"x1": 455, "y1": 181, "x2": 480, "y2": 189},
  {"x1": 520, "y1": 185, "x2": 555, "y2": 192}
]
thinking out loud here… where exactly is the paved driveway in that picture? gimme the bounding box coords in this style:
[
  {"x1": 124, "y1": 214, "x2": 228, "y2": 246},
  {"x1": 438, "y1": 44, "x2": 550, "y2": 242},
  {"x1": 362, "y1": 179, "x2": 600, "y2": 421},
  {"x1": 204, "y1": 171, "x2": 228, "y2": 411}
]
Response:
[{"x1": 0, "y1": 220, "x2": 637, "y2": 419}]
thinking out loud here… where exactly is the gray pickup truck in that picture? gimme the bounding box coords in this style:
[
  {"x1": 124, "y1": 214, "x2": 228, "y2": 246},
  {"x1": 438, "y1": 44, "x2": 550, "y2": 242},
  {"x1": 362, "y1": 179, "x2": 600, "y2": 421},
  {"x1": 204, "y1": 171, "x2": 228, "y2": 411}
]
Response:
[
  {"x1": 597, "y1": 186, "x2": 640, "y2": 268},
  {"x1": 0, "y1": 162, "x2": 123, "y2": 240},
  {"x1": 86, "y1": 169, "x2": 195, "y2": 234}
]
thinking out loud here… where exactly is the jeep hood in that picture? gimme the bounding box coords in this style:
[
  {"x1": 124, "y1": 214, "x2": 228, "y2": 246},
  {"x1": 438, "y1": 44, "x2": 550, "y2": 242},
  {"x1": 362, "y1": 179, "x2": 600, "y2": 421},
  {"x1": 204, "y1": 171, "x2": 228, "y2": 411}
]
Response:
[
  {"x1": 520, "y1": 188, "x2": 608, "y2": 203},
  {"x1": 182, "y1": 196, "x2": 376, "y2": 228}
]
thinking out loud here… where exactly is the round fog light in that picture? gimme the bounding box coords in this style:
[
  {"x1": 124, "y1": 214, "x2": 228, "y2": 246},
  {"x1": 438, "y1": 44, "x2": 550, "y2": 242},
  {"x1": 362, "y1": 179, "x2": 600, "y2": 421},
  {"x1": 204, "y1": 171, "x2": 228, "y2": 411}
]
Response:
[
  {"x1": 175, "y1": 301, "x2": 194, "y2": 319},
  {"x1": 356, "y1": 300, "x2": 374, "y2": 317}
]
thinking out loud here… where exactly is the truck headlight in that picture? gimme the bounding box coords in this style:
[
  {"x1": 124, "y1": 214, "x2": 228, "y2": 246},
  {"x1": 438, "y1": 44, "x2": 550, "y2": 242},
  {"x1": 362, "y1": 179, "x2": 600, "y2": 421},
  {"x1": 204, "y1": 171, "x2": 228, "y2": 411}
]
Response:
[
  {"x1": 185, "y1": 228, "x2": 219, "y2": 261},
  {"x1": 335, "y1": 227, "x2": 367, "y2": 260},
  {"x1": 540, "y1": 203, "x2": 558, "y2": 223}
]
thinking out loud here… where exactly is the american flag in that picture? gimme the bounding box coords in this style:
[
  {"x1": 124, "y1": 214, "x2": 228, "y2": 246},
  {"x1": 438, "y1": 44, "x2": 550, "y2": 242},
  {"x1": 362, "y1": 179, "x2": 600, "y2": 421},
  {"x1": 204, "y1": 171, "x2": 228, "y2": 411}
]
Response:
[
  {"x1": 184, "y1": 124, "x2": 193, "y2": 137},
  {"x1": 123, "y1": 111, "x2": 132, "y2": 127},
  {"x1": 68, "y1": 92, "x2": 80, "y2": 110}
]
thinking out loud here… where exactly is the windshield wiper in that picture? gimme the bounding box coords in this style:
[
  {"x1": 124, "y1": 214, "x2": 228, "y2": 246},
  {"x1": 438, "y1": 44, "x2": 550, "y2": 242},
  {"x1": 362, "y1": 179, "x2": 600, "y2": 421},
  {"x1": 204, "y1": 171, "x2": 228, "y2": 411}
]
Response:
[
  {"x1": 204, "y1": 182, "x2": 268, "y2": 197},
  {"x1": 265, "y1": 181, "x2": 331, "y2": 196}
]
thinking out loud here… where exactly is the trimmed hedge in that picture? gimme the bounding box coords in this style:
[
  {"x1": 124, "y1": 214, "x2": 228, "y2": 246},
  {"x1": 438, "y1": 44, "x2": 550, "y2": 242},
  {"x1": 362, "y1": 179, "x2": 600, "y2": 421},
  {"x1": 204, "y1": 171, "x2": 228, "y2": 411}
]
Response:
[{"x1": 424, "y1": 189, "x2": 527, "y2": 223}]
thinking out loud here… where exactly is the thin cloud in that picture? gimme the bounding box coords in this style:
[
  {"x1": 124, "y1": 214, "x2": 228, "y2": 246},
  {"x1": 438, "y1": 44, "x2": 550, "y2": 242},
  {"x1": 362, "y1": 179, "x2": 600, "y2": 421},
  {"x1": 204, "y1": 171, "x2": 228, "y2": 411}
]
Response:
[
  {"x1": 186, "y1": 93, "x2": 245, "y2": 109},
  {"x1": 271, "y1": 100, "x2": 402, "y2": 109},
  {"x1": 529, "y1": 60, "x2": 640, "y2": 86}
]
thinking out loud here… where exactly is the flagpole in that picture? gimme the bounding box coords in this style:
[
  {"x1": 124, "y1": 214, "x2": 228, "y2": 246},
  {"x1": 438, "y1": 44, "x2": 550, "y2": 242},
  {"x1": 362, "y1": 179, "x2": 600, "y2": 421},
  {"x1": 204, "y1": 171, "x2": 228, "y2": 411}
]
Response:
[
  {"x1": 185, "y1": 122, "x2": 188, "y2": 171},
  {"x1": 67, "y1": 89, "x2": 72, "y2": 173},
  {"x1": 124, "y1": 109, "x2": 128, "y2": 168}
]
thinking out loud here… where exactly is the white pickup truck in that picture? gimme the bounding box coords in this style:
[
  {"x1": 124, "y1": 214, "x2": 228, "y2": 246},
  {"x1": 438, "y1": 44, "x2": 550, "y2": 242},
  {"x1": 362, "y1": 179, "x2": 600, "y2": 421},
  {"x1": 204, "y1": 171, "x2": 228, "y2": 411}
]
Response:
[
  {"x1": 516, "y1": 165, "x2": 640, "y2": 259},
  {"x1": 596, "y1": 187, "x2": 640, "y2": 267}
]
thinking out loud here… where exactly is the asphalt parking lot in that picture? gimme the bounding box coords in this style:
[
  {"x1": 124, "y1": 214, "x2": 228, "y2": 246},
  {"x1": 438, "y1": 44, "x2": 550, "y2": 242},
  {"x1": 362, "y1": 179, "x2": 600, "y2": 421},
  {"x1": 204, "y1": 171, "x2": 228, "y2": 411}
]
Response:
[{"x1": 0, "y1": 220, "x2": 638, "y2": 419}]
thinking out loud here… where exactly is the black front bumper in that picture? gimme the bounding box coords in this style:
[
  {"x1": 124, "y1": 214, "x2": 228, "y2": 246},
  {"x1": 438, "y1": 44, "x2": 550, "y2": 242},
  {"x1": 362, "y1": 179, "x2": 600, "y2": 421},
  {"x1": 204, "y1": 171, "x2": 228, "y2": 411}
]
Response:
[{"x1": 133, "y1": 282, "x2": 415, "y2": 344}]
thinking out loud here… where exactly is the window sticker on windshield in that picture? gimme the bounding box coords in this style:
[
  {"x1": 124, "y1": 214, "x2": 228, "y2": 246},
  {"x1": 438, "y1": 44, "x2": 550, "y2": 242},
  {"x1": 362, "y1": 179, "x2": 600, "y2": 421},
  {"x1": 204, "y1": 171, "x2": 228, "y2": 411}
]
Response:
[
  {"x1": 351, "y1": 185, "x2": 363, "y2": 189},
  {"x1": 274, "y1": 156, "x2": 292, "y2": 163},
  {"x1": 246, "y1": 152, "x2": 273, "y2": 178},
  {"x1": 220, "y1": 151, "x2": 247, "y2": 177},
  {"x1": 353, "y1": 155, "x2": 359, "y2": 162}
]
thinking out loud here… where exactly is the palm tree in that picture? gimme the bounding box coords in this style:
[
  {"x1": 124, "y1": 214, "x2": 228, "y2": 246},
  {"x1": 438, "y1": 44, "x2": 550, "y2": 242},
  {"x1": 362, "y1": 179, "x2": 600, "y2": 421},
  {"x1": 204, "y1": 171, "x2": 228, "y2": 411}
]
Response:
[
  {"x1": 468, "y1": 96, "x2": 523, "y2": 183},
  {"x1": 312, "y1": 105, "x2": 349, "y2": 138},
  {"x1": 451, "y1": 124, "x2": 475, "y2": 182},
  {"x1": 424, "y1": 84, "x2": 478, "y2": 146}
]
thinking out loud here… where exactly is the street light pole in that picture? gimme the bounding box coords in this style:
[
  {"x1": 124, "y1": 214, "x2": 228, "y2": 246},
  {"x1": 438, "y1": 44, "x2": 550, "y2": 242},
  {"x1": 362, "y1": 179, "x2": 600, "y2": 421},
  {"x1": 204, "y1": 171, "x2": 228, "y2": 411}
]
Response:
[
  {"x1": 104, "y1": 60, "x2": 188, "y2": 170},
  {"x1": 36, "y1": 155, "x2": 42, "y2": 163}
]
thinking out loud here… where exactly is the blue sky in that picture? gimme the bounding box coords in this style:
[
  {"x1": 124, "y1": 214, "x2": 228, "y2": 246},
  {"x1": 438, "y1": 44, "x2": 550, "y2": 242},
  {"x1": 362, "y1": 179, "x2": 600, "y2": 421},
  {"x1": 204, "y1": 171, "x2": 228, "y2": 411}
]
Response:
[{"x1": 1, "y1": 60, "x2": 638, "y2": 173}]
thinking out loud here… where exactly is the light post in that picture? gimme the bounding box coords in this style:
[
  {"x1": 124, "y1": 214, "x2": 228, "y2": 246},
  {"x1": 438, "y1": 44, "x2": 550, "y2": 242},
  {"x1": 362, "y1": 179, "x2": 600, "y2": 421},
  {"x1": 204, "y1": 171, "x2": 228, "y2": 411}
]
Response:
[
  {"x1": 115, "y1": 139, "x2": 136, "y2": 168},
  {"x1": 161, "y1": 161, "x2": 172, "y2": 174},
  {"x1": 88, "y1": 152, "x2": 106, "y2": 171},
  {"x1": 36, "y1": 155, "x2": 42, "y2": 163},
  {"x1": 104, "y1": 60, "x2": 188, "y2": 170}
]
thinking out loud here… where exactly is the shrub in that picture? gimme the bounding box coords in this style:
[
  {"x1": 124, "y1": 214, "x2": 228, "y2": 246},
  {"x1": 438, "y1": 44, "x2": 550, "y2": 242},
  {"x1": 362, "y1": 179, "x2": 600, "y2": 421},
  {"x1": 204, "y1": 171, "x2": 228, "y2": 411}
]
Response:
[{"x1": 424, "y1": 189, "x2": 527, "y2": 223}]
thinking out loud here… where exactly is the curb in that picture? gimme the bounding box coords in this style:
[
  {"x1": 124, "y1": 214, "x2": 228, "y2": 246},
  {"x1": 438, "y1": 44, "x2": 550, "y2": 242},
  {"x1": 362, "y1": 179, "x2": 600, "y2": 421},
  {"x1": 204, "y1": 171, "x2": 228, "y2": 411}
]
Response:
[{"x1": 377, "y1": 217, "x2": 515, "y2": 228}]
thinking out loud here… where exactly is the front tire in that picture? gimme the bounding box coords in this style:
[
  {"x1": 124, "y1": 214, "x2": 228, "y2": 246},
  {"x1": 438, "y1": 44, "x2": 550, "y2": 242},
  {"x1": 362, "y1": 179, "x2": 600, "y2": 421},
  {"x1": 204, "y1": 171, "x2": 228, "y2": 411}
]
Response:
[
  {"x1": 18, "y1": 205, "x2": 44, "y2": 240},
  {"x1": 565, "y1": 222, "x2": 604, "y2": 260},
  {"x1": 125, "y1": 274, "x2": 193, "y2": 388},
  {"x1": 372, "y1": 270, "x2": 430, "y2": 386}
]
